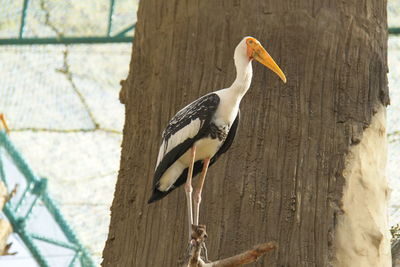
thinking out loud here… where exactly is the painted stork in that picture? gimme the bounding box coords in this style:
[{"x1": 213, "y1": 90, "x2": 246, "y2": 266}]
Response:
[{"x1": 148, "y1": 37, "x2": 286, "y2": 239}]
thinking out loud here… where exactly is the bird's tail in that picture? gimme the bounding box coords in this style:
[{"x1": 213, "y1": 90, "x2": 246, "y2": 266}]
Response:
[{"x1": 147, "y1": 188, "x2": 169, "y2": 204}]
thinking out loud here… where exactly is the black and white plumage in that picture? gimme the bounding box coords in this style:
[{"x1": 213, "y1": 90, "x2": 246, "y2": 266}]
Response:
[
  {"x1": 148, "y1": 93, "x2": 240, "y2": 203},
  {"x1": 148, "y1": 37, "x2": 286, "y2": 204}
]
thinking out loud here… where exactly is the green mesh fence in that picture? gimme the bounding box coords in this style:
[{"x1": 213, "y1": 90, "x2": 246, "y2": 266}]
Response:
[{"x1": 0, "y1": 0, "x2": 137, "y2": 266}]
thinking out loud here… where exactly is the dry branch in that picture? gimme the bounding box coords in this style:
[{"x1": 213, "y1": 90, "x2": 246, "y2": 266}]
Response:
[
  {"x1": 0, "y1": 181, "x2": 16, "y2": 256},
  {"x1": 0, "y1": 220, "x2": 13, "y2": 256},
  {"x1": 186, "y1": 225, "x2": 277, "y2": 267},
  {"x1": 0, "y1": 114, "x2": 10, "y2": 134},
  {"x1": 0, "y1": 182, "x2": 7, "y2": 211}
]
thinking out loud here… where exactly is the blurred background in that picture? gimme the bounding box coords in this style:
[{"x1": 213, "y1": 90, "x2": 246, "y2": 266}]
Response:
[
  {"x1": 0, "y1": 1, "x2": 136, "y2": 266},
  {"x1": 0, "y1": 0, "x2": 399, "y2": 266}
]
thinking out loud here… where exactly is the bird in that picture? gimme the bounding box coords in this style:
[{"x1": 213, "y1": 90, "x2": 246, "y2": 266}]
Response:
[{"x1": 148, "y1": 36, "x2": 286, "y2": 240}]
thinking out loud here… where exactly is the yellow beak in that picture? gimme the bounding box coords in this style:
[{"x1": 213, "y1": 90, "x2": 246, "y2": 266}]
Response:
[{"x1": 249, "y1": 42, "x2": 287, "y2": 83}]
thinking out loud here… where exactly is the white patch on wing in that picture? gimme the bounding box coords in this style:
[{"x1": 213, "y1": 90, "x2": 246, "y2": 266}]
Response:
[
  {"x1": 155, "y1": 118, "x2": 202, "y2": 169},
  {"x1": 157, "y1": 137, "x2": 223, "y2": 191},
  {"x1": 158, "y1": 160, "x2": 186, "y2": 191}
]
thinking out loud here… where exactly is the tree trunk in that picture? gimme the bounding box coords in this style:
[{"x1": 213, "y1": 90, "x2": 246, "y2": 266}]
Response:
[
  {"x1": 393, "y1": 240, "x2": 400, "y2": 267},
  {"x1": 102, "y1": 0, "x2": 390, "y2": 266}
]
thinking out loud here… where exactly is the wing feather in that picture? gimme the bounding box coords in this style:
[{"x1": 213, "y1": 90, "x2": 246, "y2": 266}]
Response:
[
  {"x1": 155, "y1": 118, "x2": 202, "y2": 168},
  {"x1": 152, "y1": 93, "x2": 220, "y2": 189},
  {"x1": 148, "y1": 109, "x2": 240, "y2": 203}
]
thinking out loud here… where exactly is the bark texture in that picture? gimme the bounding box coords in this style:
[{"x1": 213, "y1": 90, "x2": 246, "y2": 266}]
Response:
[
  {"x1": 102, "y1": 0, "x2": 389, "y2": 266},
  {"x1": 393, "y1": 240, "x2": 400, "y2": 267}
]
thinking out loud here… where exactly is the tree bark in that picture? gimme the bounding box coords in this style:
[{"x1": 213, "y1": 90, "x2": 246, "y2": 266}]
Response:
[
  {"x1": 102, "y1": 0, "x2": 389, "y2": 266},
  {"x1": 393, "y1": 240, "x2": 400, "y2": 267}
]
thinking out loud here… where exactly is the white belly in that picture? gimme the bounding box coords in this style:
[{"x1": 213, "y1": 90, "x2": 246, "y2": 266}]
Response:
[
  {"x1": 157, "y1": 137, "x2": 222, "y2": 191},
  {"x1": 179, "y1": 137, "x2": 222, "y2": 165}
]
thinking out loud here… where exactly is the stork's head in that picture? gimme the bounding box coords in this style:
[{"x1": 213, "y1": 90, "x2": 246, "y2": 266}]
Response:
[{"x1": 235, "y1": 37, "x2": 286, "y2": 83}]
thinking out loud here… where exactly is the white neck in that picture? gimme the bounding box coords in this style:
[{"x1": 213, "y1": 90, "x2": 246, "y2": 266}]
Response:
[{"x1": 230, "y1": 53, "x2": 253, "y2": 98}]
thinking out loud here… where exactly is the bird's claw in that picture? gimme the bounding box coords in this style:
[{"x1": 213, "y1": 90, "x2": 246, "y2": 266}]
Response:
[
  {"x1": 187, "y1": 225, "x2": 209, "y2": 261},
  {"x1": 186, "y1": 239, "x2": 209, "y2": 262}
]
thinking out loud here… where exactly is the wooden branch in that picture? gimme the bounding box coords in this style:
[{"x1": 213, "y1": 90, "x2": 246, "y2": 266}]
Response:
[
  {"x1": 0, "y1": 181, "x2": 7, "y2": 211},
  {"x1": 0, "y1": 220, "x2": 13, "y2": 256},
  {"x1": 186, "y1": 225, "x2": 277, "y2": 267},
  {"x1": 210, "y1": 242, "x2": 277, "y2": 267},
  {"x1": 0, "y1": 114, "x2": 10, "y2": 134},
  {"x1": 0, "y1": 183, "x2": 18, "y2": 211},
  {"x1": 0, "y1": 181, "x2": 16, "y2": 256}
]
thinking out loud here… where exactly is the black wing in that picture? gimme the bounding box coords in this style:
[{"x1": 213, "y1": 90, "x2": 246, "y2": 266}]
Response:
[
  {"x1": 148, "y1": 109, "x2": 240, "y2": 203},
  {"x1": 148, "y1": 93, "x2": 220, "y2": 203}
]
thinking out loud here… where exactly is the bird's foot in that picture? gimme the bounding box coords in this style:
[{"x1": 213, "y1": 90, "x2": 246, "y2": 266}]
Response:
[
  {"x1": 187, "y1": 225, "x2": 208, "y2": 261},
  {"x1": 186, "y1": 238, "x2": 209, "y2": 262}
]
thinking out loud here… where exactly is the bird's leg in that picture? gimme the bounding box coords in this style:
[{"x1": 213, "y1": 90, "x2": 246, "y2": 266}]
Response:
[
  {"x1": 192, "y1": 157, "x2": 210, "y2": 261},
  {"x1": 184, "y1": 146, "x2": 196, "y2": 242},
  {"x1": 193, "y1": 157, "x2": 210, "y2": 226},
  {"x1": 202, "y1": 242, "x2": 209, "y2": 262}
]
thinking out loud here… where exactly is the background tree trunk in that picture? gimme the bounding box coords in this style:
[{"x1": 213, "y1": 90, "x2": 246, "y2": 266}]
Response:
[
  {"x1": 393, "y1": 240, "x2": 400, "y2": 267},
  {"x1": 102, "y1": 0, "x2": 390, "y2": 266}
]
